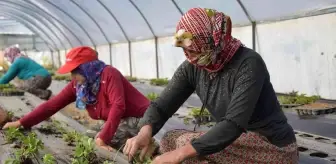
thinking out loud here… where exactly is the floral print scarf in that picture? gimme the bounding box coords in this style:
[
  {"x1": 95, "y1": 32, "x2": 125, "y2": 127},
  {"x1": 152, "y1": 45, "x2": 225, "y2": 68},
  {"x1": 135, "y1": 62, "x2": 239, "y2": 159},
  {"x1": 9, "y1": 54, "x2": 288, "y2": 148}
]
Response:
[{"x1": 73, "y1": 60, "x2": 106, "y2": 109}]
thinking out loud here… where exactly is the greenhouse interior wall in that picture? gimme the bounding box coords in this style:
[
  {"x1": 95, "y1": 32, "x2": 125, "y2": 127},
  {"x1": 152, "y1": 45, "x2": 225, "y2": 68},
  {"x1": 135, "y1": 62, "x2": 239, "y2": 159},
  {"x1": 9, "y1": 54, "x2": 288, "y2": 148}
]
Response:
[{"x1": 0, "y1": 13, "x2": 335, "y2": 100}]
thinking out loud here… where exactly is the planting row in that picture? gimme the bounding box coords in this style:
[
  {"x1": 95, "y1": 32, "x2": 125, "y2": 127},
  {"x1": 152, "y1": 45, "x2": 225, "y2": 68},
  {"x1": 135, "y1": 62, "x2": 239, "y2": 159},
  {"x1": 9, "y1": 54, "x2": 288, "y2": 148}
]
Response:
[
  {"x1": 0, "y1": 95, "x2": 133, "y2": 164},
  {"x1": 0, "y1": 84, "x2": 25, "y2": 96}
]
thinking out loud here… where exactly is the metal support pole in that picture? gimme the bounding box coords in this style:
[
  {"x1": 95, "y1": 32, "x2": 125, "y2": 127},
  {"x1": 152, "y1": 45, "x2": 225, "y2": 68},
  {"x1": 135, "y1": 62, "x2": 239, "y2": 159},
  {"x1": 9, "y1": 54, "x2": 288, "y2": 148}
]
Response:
[
  {"x1": 58, "y1": 50, "x2": 62, "y2": 67},
  {"x1": 155, "y1": 37, "x2": 159, "y2": 78},
  {"x1": 109, "y1": 43, "x2": 112, "y2": 66},
  {"x1": 128, "y1": 42, "x2": 132, "y2": 77},
  {"x1": 50, "y1": 49, "x2": 55, "y2": 69},
  {"x1": 252, "y1": 21, "x2": 256, "y2": 51}
]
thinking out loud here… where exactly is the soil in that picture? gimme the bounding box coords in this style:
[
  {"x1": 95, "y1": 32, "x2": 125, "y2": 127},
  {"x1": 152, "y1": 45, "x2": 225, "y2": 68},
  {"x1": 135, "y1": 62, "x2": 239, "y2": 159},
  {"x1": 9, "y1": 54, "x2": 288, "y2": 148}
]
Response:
[
  {"x1": 298, "y1": 102, "x2": 336, "y2": 110},
  {"x1": 60, "y1": 103, "x2": 100, "y2": 128}
]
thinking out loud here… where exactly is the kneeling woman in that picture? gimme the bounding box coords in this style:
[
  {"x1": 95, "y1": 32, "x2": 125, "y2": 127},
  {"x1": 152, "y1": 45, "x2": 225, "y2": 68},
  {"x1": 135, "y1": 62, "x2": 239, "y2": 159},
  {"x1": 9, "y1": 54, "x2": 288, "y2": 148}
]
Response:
[
  {"x1": 0, "y1": 46, "x2": 52, "y2": 100},
  {"x1": 124, "y1": 8, "x2": 298, "y2": 163},
  {"x1": 3, "y1": 46, "x2": 150, "y2": 151}
]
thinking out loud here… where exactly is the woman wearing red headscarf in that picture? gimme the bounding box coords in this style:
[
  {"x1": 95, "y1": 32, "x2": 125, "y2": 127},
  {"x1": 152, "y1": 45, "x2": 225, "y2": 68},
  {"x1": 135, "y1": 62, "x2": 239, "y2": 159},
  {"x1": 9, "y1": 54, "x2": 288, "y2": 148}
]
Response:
[
  {"x1": 3, "y1": 46, "x2": 150, "y2": 151},
  {"x1": 123, "y1": 8, "x2": 298, "y2": 163}
]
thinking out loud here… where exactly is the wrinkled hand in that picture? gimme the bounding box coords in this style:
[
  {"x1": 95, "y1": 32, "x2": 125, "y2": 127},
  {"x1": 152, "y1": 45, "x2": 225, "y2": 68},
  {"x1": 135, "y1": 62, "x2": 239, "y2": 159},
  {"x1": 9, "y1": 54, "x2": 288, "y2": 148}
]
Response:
[
  {"x1": 123, "y1": 125, "x2": 152, "y2": 161},
  {"x1": 152, "y1": 150, "x2": 183, "y2": 164},
  {"x1": 95, "y1": 137, "x2": 114, "y2": 152},
  {"x1": 2, "y1": 120, "x2": 21, "y2": 129}
]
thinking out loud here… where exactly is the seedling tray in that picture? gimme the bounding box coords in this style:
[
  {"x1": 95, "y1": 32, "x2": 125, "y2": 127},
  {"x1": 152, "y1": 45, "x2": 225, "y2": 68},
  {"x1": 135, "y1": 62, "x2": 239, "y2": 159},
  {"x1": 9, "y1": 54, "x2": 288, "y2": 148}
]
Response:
[
  {"x1": 280, "y1": 103, "x2": 302, "y2": 109},
  {"x1": 296, "y1": 107, "x2": 336, "y2": 116},
  {"x1": 0, "y1": 91, "x2": 25, "y2": 96}
]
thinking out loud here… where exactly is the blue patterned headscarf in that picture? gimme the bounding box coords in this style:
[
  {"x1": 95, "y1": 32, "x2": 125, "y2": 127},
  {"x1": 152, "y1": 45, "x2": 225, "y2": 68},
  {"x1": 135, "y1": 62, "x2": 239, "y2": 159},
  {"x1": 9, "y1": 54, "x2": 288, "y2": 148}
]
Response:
[{"x1": 73, "y1": 60, "x2": 106, "y2": 109}]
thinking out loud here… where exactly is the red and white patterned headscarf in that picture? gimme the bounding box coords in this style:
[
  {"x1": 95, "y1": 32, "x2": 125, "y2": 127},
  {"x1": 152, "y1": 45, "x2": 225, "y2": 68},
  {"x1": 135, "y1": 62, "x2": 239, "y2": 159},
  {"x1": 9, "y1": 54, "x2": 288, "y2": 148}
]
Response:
[
  {"x1": 174, "y1": 8, "x2": 242, "y2": 73},
  {"x1": 4, "y1": 46, "x2": 26, "y2": 63}
]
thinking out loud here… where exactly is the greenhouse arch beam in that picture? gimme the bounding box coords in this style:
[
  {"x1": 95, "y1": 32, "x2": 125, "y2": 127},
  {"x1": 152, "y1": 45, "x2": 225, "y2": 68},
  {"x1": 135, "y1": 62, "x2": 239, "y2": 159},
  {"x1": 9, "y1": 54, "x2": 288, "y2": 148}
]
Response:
[
  {"x1": 97, "y1": 0, "x2": 131, "y2": 66},
  {"x1": 0, "y1": 3, "x2": 67, "y2": 50},
  {"x1": 236, "y1": 0, "x2": 256, "y2": 51},
  {"x1": 0, "y1": 7, "x2": 61, "y2": 50},
  {"x1": 171, "y1": 0, "x2": 183, "y2": 15},
  {"x1": 24, "y1": 0, "x2": 83, "y2": 45},
  {"x1": 69, "y1": 0, "x2": 110, "y2": 45},
  {"x1": 1, "y1": 0, "x2": 74, "y2": 48},
  {"x1": 44, "y1": 0, "x2": 96, "y2": 46},
  {"x1": 0, "y1": 12, "x2": 56, "y2": 51},
  {"x1": 129, "y1": 0, "x2": 159, "y2": 78}
]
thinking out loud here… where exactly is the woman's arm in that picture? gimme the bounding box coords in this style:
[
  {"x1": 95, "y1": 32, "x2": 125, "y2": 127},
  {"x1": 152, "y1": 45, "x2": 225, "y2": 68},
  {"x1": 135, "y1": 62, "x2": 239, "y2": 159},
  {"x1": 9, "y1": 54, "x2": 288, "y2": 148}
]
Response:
[
  {"x1": 189, "y1": 57, "x2": 267, "y2": 156},
  {"x1": 97, "y1": 68, "x2": 125, "y2": 144},
  {"x1": 139, "y1": 61, "x2": 195, "y2": 136},
  {"x1": 0, "y1": 58, "x2": 22, "y2": 84},
  {"x1": 19, "y1": 80, "x2": 76, "y2": 128}
]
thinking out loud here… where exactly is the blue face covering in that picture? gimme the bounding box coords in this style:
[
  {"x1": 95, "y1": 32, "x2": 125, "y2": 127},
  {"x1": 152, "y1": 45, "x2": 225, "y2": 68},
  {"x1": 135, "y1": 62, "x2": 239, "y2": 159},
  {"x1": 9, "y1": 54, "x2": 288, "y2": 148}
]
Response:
[{"x1": 74, "y1": 60, "x2": 106, "y2": 109}]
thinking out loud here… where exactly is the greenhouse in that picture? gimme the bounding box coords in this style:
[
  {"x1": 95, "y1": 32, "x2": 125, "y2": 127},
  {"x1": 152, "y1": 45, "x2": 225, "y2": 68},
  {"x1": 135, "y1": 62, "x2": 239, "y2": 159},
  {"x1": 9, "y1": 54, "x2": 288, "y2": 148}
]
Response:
[{"x1": 0, "y1": 0, "x2": 335, "y2": 163}]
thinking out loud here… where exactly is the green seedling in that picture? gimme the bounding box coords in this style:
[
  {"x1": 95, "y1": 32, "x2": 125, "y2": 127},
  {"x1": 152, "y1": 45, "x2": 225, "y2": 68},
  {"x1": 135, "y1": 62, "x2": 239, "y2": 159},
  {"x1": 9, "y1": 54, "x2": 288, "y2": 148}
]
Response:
[
  {"x1": 53, "y1": 75, "x2": 72, "y2": 82},
  {"x1": 125, "y1": 76, "x2": 137, "y2": 82},
  {"x1": 63, "y1": 131, "x2": 82, "y2": 145},
  {"x1": 5, "y1": 132, "x2": 44, "y2": 164},
  {"x1": 43, "y1": 154, "x2": 56, "y2": 164},
  {"x1": 183, "y1": 117, "x2": 192, "y2": 125},
  {"x1": 189, "y1": 107, "x2": 210, "y2": 117},
  {"x1": 150, "y1": 78, "x2": 169, "y2": 86},
  {"x1": 103, "y1": 161, "x2": 115, "y2": 164},
  {"x1": 146, "y1": 92, "x2": 158, "y2": 101},
  {"x1": 71, "y1": 136, "x2": 97, "y2": 164},
  {"x1": 4, "y1": 127, "x2": 24, "y2": 143},
  {"x1": 6, "y1": 111, "x2": 14, "y2": 120},
  {"x1": 278, "y1": 91, "x2": 320, "y2": 105}
]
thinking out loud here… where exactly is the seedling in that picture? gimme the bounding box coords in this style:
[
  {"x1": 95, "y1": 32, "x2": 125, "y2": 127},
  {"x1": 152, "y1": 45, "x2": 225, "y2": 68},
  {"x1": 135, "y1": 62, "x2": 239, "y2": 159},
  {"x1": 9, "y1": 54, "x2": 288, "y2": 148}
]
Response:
[
  {"x1": 183, "y1": 117, "x2": 192, "y2": 125},
  {"x1": 149, "y1": 78, "x2": 169, "y2": 86},
  {"x1": 52, "y1": 75, "x2": 71, "y2": 82},
  {"x1": 63, "y1": 130, "x2": 82, "y2": 145},
  {"x1": 71, "y1": 136, "x2": 98, "y2": 164},
  {"x1": 43, "y1": 154, "x2": 56, "y2": 164},
  {"x1": 146, "y1": 92, "x2": 158, "y2": 101},
  {"x1": 125, "y1": 76, "x2": 137, "y2": 82},
  {"x1": 278, "y1": 91, "x2": 320, "y2": 105},
  {"x1": 4, "y1": 127, "x2": 24, "y2": 143},
  {"x1": 5, "y1": 132, "x2": 44, "y2": 164},
  {"x1": 189, "y1": 107, "x2": 210, "y2": 117},
  {"x1": 131, "y1": 153, "x2": 152, "y2": 164},
  {"x1": 38, "y1": 120, "x2": 67, "y2": 135},
  {"x1": 6, "y1": 111, "x2": 14, "y2": 121},
  {"x1": 103, "y1": 161, "x2": 115, "y2": 164}
]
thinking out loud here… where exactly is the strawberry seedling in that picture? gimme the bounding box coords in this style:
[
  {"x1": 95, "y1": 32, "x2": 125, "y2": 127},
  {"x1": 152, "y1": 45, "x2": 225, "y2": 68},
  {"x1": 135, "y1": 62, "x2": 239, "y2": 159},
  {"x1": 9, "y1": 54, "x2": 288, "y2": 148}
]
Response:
[{"x1": 43, "y1": 154, "x2": 56, "y2": 164}]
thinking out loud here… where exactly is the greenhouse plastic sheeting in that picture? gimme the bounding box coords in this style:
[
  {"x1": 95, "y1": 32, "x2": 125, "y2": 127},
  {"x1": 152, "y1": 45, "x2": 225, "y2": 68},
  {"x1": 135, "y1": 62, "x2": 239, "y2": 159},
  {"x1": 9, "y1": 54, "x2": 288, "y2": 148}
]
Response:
[{"x1": 0, "y1": 0, "x2": 334, "y2": 50}]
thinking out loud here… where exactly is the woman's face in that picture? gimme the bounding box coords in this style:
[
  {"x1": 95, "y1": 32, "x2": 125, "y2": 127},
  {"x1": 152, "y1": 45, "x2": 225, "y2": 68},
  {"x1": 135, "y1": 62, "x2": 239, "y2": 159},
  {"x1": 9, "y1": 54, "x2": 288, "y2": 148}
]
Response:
[{"x1": 71, "y1": 72, "x2": 86, "y2": 85}]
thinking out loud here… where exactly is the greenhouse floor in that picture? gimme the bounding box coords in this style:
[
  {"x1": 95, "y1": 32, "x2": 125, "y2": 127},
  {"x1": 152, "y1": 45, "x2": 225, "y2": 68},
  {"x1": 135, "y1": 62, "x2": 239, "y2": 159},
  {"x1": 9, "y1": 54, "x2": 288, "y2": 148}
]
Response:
[{"x1": 0, "y1": 80, "x2": 335, "y2": 163}]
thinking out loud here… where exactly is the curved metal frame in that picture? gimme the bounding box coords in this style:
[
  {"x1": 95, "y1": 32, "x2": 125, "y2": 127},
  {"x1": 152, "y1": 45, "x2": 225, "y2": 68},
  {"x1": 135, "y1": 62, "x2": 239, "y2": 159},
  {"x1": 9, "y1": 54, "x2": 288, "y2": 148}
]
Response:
[
  {"x1": 1, "y1": 0, "x2": 73, "y2": 48},
  {"x1": 44, "y1": 0, "x2": 96, "y2": 46},
  {"x1": 69, "y1": 0, "x2": 110, "y2": 44},
  {"x1": 24, "y1": 0, "x2": 82, "y2": 45},
  {"x1": 0, "y1": 3, "x2": 67, "y2": 50},
  {"x1": 0, "y1": 7, "x2": 60, "y2": 50},
  {"x1": 171, "y1": 0, "x2": 183, "y2": 15},
  {"x1": 129, "y1": 0, "x2": 159, "y2": 78},
  {"x1": 0, "y1": 12, "x2": 56, "y2": 50},
  {"x1": 96, "y1": 0, "x2": 131, "y2": 67},
  {"x1": 236, "y1": 0, "x2": 256, "y2": 50}
]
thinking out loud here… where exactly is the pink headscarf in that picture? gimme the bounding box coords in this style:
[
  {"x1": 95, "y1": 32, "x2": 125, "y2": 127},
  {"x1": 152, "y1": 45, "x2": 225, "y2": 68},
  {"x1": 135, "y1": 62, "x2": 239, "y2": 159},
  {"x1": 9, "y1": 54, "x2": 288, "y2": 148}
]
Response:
[{"x1": 4, "y1": 46, "x2": 26, "y2": 63}]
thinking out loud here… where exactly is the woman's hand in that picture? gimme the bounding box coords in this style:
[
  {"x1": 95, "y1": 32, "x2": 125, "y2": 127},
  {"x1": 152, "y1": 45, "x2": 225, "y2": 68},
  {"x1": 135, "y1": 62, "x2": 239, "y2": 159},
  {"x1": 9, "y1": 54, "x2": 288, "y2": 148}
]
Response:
[
  {"x1": 152, "y1": 150, "x2": 183, "y2": 164},
  {"x1": 152, "y1": 143, "x2": 197, "y2": 164},
  {"x1": 123, "y1": 125, "x2": 152, "y2": 161},
  {"x1": 2, "y1": 120, "x2": 21, "y2": 129},
  {"x1": 95, "y1": 137, "x2": 114, "y2": 152}
]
